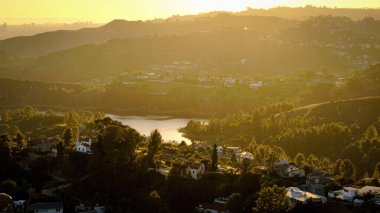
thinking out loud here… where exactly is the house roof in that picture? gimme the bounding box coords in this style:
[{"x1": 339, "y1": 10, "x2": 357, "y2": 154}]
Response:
[
  {"x1": 188, "y1": 163, "x2": 203, "y2": 169},
  {"x1": 200, "y1": 203, "x2": 227, "y2": 212},
  {"x1": 358, "y1": 186, "x2": 380, "y2": 195},
  {"x1": 286, "y1": 187, "x2": 326, "y2": 202},
  {"x1": 27, "y1": 202, "x2": 63, "y2": 210}
]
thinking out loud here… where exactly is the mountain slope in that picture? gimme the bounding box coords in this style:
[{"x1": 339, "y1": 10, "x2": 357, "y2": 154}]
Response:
[
  {"x1": 0, "y1": 15, "x2": 296, "y2": 56},
  {"x1": 285, "y1": 96, "x2": 380, "y2": 127}
]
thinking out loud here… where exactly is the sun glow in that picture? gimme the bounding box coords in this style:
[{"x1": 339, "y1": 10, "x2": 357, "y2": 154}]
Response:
[{"x1": 1, "y1": 0, "x2": 380, "y2": 24}]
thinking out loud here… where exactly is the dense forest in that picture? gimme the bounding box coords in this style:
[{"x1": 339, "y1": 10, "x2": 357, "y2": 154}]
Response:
[{"x1": 0, "y1": 63, "x2": 379, "y2": 117}]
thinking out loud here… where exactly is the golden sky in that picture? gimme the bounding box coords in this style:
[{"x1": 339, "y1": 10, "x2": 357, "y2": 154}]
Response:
[{"x1": 1, "y1": 0, "x2": 380, "y2": 24}]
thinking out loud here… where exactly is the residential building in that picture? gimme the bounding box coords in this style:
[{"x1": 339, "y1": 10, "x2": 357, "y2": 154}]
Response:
[
  {"x1": 27, "y1": 202, "x2": 63, "y2": 213},
  {"x1": 305, "y1": 171, "x2": 335, "y2": 195},
  {"x1": 328, "y1": 187, "x2": 358, "y2": 201},
  {"x1": 237, "y1": 151, "x2": 254, "y2": 162},
  {"x1": 275, "y1": 160, "x2": 305, "y2": 178},
  {"x1": 76, "y1": 139, "x2": 92, "y2": 154},
  {"x1": 179, "y1": 162, "x2": 205, "y2": 180},
  {"x1": 286, "y1": 187, "x2": 327, "y2": 204}
]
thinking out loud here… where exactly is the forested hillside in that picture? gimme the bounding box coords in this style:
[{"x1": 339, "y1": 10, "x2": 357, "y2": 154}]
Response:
[{"x1": 0, "y1": 15, "x2": 379, "y2": 82}]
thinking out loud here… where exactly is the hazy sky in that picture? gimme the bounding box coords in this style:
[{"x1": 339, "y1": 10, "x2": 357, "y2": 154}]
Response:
[{"x1": 1, "y1": 0, "x2": 380, "y2": 24}]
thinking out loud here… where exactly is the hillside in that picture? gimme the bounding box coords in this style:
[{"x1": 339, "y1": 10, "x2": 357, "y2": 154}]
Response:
[
  {"x1": 285, "y1": 96, "x2": 380, "y2": 127},
  {"x1": 0, "y1": 15, "x2": 295, "y2": 56}
]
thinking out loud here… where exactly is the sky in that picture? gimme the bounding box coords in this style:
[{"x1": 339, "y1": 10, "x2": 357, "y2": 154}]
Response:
[{"x1": 1, "y1": 0, "x2": 380, "y2": 24}]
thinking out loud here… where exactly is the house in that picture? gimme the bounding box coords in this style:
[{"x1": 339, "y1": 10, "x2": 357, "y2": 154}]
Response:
[
  {"x1": 249, "y1": 81, "x2": 264, "y2": 89},
  {"x1": 27, "y1": 202, "x2": 63, "y2": 213},
  {"x1": 179, "y1": 162, "x2": 205, "y2": 180},
  {"x1": 226, "y1": 147, "x2": 241, "y2": 155},
  {"x1": 76, "y1": 139, "x2": 92, "y2": 154},
  {"x1": 328, "y1": 187, "x2": 358, "y2": 201},
  {"x1": 195, "y1": 197, "x2": 229, "y2": 213},
  {"x1": 216, "y1": 146, "x2": 224, "y2": 156},
  {"x1": 75, "y1": 203, "x2": 105, "y2": 213},
  {"x1": 305, "y1": 171, "x2": 335, "y2": 195},
  {"x1": 13, "y1": 200, "x2": 26, "y2": 211},
  {"x1": 286, "y1": 187, "x2": 327, "y2": 205},
  {"x1": 275, "y1": 160, "x2": 305, "y2": 178},
  {"x1": 343, "y1": 187, "x2": 358, "y2": 201},
  {"x1": 237, "y1": 152, "x2": 254, "y2": 162},
  {"x1": 29, "y1": 139, "x2": 57, "y2": 153},
  {"x1": 357, "y1": 186, "x2": 380, "y2": 197}
]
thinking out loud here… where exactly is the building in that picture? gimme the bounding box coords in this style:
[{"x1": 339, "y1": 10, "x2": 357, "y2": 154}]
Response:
[
  {"x1": 275, "y1": 160, "x2": 305, "y2": 178},
  {"x1": 328, "y1": 187, "x2": 358, "y2": 201},
  {"x1": 216, "y1": 146, "x2": 224, "y2": 156},
  {"x1": 305, "y1": 171, "x2": 335, "y2": 195},
  {"x1": 195, "y1": 197, "x2": 229, "y2": 213},
  {"x1": 27, "y1": 202, "x2": 63, "y2": 213},
  {"x1": 29, "y1": 139, "x2": 57, "y2": 153},
  {"x1": 286, "y1": 187, "x2": 327, "y2": 205},
  {"x1": 237, "y1": 151, "x2": 254, "y2": 162},
  {"x1": 75, "y1": 203, "x2": 105, "y2": 213},
  {"x1": 357, "y1": 186, "x2": 380, "y2": 197},
  {"x1": 76, "y1": 139, "x2": 92, "y2": 154},
  {"x1": 179, "y1": 162, "x2": 205, "y2": 180}
]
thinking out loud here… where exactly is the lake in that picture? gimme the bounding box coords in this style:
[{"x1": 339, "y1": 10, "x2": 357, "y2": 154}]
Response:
[{"x1": 106, "y1": 114, "x2": 207, "y2": 143}]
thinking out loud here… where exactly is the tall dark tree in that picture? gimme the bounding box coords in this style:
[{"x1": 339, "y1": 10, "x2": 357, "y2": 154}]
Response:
[
  {"x1": 339, "y1": 159, "x2": 356, "y2": 180},
  {"x1": 62, "y1": 127, "x2": 75, "y2": 149},
  {"x1": 147, "y1": 129, "x2": 162, "y2": 168},
  {"x1": 211, "y1": 144, "x2": 218, "y2": 171},
  {"x1": 56, "y1": 141, "x2": 64, "y2": 165},
  {"x1": 231, "y1": 151, "x2": 237, "y2": 163}
]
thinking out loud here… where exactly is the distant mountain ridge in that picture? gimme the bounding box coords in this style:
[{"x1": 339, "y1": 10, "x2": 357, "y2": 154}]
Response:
[{"x1": 0, "y1": 15, "x2": 296, "y2": 56}]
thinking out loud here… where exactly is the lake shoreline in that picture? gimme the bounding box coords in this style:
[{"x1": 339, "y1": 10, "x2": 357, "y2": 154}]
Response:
[{"x1": 0, "y1": 104, "x2": 215, "y2": 119}]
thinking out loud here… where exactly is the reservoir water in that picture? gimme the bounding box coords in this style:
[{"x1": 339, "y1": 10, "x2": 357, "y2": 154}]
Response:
[{"x1": 106, "y1": 114, "x2": 207, "y2": 143}]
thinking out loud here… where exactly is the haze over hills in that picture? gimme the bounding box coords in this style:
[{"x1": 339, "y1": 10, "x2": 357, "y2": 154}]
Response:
[
  {"x1": 0, "y1": 7, "x2": 380, "y2": 83},
  {"x1": 0, "y1": 15, "x2": 296, "y2": 56}
]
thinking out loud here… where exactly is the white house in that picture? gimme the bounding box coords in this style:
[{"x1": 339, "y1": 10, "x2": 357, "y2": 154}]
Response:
[
  {"x1": 237, "y1": 152, "x2": 254, "y2": 162},
  {"x1": 180, "y1": 162, "x2": 205, "y2": 180},
  {"x1": 328, "y1": 187, "x2": 358, "y2": 201},
  {"x1": 216, "y1": 146, "x2": 224, "y2": 156},
  {"x1": 76, "y1": 139, "x2": 92, "y2": 154},
  {"x1": 249, "y1": 81, "x2": 264, "y2": 89},
  {"x1": 343, "y1": 187, "x2": 358, "y2": 201},
  {"x1": 286, "y1": 187, "x2": 327, "y2": 204},
  {"x1": 27, "y1": 202, "x2": 63, "y2": 213}
]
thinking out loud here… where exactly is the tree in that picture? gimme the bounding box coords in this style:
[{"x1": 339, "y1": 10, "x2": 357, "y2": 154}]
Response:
[
  {"x1": 147, "y1": 129, "x2": 162, "y2": 168},
  {"x1": 293, "y1": 153, "x2": 306, "y2": 168},
  {"x1": 56, "y1": 141, "x2": 64, "y2": 165},
  {"x1": 0, "y1": 180, "x2": 17, "y2": 197},
  {"x1": 254, "y1": 185, "x2": 290, "y2": 213},
  {"x1": 94, "y1": 119, "x2": 143, "y2": 173},
  {"x1": 227, "y1": 193, "x2": 243, "y2": 213},
  {"x1": 62, "y1": 127, "x2": 75, "y2": 149},
  {"x1": 339, "y1": 159, "x2": 356, "y2": 180},
  {"x1": 372, "y1": 162, "x2": 380, "y2": 179},
  {"x1": 211, "y1": 144, "x2": 218, "y2": 171},
  {"x1": 231, "y1": 151, "x2": 237, "y2": 163},
  {"x1": 14, "y1": 132, "x2": 26, "y2": 150}
]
